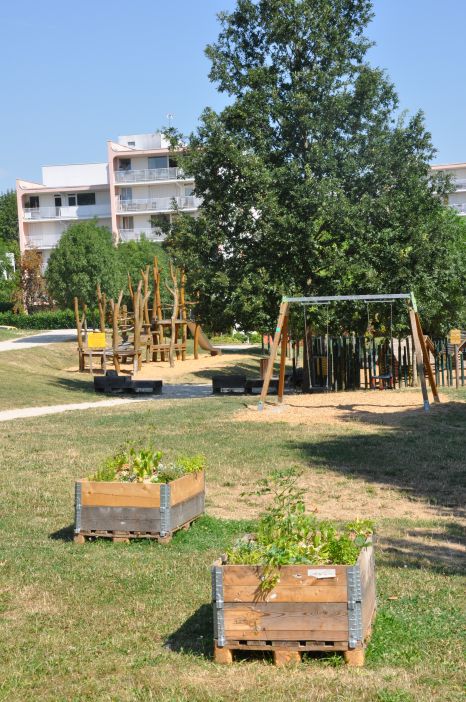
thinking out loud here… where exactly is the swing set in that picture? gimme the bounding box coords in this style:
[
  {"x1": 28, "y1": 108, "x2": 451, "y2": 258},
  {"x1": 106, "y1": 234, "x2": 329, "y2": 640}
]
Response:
[{"x1": 259, "y1": 292, "x2": 440, "y2": 412}]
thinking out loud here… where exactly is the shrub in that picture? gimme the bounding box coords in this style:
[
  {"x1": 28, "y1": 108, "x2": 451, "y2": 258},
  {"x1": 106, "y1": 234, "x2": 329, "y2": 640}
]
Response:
[{"x1": 0, "y1": 308, "x2": 99, "y2": 329}]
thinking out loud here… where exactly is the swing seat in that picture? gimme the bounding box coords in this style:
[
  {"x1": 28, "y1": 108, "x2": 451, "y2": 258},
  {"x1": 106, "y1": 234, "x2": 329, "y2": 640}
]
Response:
[{"x1": 370, "y1": 373, "x2": 394, "y2": 390}]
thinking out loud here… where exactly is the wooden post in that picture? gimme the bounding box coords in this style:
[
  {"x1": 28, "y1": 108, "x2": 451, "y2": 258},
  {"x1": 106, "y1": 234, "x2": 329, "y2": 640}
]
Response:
[
  {"x1": 180, "y1": 269, "x2": 187, "y2": 361},
  {"x1": 258, "y1": 301, "x2": 289, "y2": 408},
  {"x1": 409, "y1": 310, "x2": 431, "y2": 411},
  {"x1": 278, "y1": 313, "x2": 288, "y2": 403},
  {"x1": 110, "y1": 291, "x2": 123, "y2": 373},
  {"x1": 165, "y1": 263, "x2": 179, "y2": 368},
  {"x1": 193, "y1": 323, "x2": 200, "y2": 360},
  {"x1": 454, "y1": 345, "x2": 459, "y2": 389},
  {"x1": 414, "y1": 312, "x2": 440, "y2": 403}
]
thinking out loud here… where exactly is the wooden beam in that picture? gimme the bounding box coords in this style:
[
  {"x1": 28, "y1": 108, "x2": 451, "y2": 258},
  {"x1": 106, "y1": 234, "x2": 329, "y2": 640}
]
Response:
[
  {"x1": 278, "y1": 314, "x2": 288, "y2": 403},
  {"x1": 414, "y1": 312, "x2": 440, "y2": 403},
  {"x1": 258, "y1": 301, "x2": 289, "y2": 409},
  {"x1": 409, "y1": 309, "x2": 431, "y2": 411}
]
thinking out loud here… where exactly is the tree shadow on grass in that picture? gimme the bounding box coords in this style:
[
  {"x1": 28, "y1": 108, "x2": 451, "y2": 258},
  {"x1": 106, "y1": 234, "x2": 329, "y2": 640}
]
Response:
[
  {"x1": 290, "y1": 400, "x2": 466, "y2": 519},
  {"x1": 165, "y1": 603, "x2": 213, "y2": 658},
  {"x1": 49, "y1": 524, "x2": 75, "y2": 542},
  {"x1": 379, "y1": 520, "x2": 466, "y2": 575},
  {"x1": 50, "y1": 377, "x2": 96, "y2": 395}
]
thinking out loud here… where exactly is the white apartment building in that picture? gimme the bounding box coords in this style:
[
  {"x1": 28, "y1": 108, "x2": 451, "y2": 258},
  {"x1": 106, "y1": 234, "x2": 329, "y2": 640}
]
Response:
[
  {"x1": 431, "y1": 162, "x2": 466, "y2": 215},
  {"x1": 16, "y1": 132, "x2": 201, "y2": 268}
]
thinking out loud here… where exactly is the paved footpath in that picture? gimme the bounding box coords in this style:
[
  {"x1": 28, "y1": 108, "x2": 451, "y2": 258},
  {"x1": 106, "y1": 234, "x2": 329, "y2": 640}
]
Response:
[
  {"x1": 0, "y1": 329, "x2": 76, "y2": 352},
  {"x1": 0, "y1": 383, "x2": 214, "y2": 423}
]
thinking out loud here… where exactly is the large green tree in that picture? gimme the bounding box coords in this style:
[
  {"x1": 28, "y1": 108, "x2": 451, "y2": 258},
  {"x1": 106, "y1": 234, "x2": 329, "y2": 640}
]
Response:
[
  {"x1": 46, "y1": 221, "x2": 121, "y2": 308},
  {"x1": 167, "y1": 0, "x2": 465, "y2": 335},
  {"x1": 0, "y1": 191, "x2": 19, "y2": 244}
]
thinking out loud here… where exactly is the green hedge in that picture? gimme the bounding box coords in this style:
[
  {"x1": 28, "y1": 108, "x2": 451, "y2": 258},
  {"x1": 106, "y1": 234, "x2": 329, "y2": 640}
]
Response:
[{"x1": 0, "y1": 309, "x2": 98, "y2": 330}]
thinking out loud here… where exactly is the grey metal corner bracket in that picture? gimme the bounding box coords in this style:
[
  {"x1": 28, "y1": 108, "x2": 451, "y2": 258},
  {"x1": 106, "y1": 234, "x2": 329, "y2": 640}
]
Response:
[
  {"x1": 159, "y1": 483, "x2": 171, "y2": 536},
  {"x1": 347, "y1": 564, "x2": 363, "y2": 649},
  {"x1": 212, "y1": 565, "x2": 225, "y2": 647},
  {"x1": 74, "y1": 482, "x2": 82, "y2": 533}
]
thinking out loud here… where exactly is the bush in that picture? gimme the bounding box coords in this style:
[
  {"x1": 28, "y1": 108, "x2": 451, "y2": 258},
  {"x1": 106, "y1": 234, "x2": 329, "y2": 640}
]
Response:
[
  {"x1": 0, "y1": 309, "x2": 99, "y2": 330},
  {"x1": 45, "y1": 221, "x2": 121, "y2": 308}
]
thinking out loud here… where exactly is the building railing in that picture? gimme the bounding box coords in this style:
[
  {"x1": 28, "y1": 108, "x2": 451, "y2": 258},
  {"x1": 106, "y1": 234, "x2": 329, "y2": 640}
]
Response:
[
  {"x1": 453, "y1": 179, "x2": 466, "y2": 191},
  {"x1": 117, "y1": 196, "x2": 202, "y2": 213},
  {"x1": 23, "y1": 204, "x2": 111, "y2": 220},
  {"x1": 115, "y1": 167, "x2": 184, "y2": 183},
  {"x1": 451, "y1": 203, "x2": 466, "y2": 214},
  {"x1": 25, "y1": 235, "x2": 61, "y2": 249},
  {"x1": 119, "y1": 228, "x2": 165, "y2": 242}
]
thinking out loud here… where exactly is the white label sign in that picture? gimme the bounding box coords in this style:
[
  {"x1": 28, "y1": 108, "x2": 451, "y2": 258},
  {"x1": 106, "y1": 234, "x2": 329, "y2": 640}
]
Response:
[{"x1": 307, "y1": 568, "x2": 336, "y2": 579}]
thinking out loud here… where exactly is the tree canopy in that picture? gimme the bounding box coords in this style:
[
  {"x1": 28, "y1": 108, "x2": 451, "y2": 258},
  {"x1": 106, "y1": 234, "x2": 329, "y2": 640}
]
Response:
[
  {"x1": 45, "y1": 221, "x2": 121, "y2": 308},
  {"x1": 0, "y1": 190, "x2": 19, "y2": 245},
  {"x1": 166, "y1": 0, "x2": 465, "y2": 335}
]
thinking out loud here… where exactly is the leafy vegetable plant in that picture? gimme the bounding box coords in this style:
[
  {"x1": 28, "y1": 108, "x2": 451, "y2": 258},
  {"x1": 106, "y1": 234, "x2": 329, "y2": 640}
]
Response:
[
  {"x1": 227, "y1": 470, "x2": 373, "y2": 592},
  {"x1": 90, "y1": 446, "x2": 204, "y2": 484}
]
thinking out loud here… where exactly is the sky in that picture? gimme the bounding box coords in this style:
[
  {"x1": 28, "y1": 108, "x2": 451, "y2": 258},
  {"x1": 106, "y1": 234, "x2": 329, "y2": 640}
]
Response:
[{"x1": 0, "y1": 0, "x2": 464, "y2": 193}]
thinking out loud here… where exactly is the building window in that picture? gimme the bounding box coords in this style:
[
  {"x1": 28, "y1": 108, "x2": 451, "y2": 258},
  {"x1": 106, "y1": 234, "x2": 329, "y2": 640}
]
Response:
[
  {"x1": 26, "y1": 196, "x2": 40, "y2": 208},
  {"x1": 169, "y1": 157, "x2": 177, "y2": 168},
  {"x1": 68, "y1": 194, "x2": 77, "y2": 206},
  {"x1": 120, "y1": 187, "x2": 132, "y2": 202},
  {"x1": 54, "y1": 195, "x2": 62, "y2": 207},
  {"x1": 118, "y1": 158, "x2": 131, "y2": 171},
  {"x1": 184, "y1": 187, "x2": 194, "y2": 197},
  {"x1": 148, "y1": 156, "x2": 168, "y2": 170},
  {"x1": 127, "y1": 141, "x2": 135, "y2": 147},
  {"x1": 77, "y1": 193, "x2": 96, "y2": 206},
  {"x1": 122, "y1": 216, "x2": 134, "y2": 230}
]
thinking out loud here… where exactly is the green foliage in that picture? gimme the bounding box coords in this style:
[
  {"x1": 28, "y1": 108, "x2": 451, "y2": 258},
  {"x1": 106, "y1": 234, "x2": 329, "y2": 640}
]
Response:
[
  {"x1": 45, "y1": 220, "x2": 121, "y2": 308},
  {"x1": 166, "y1": 0, "x2": 465, "y2": 335},
  {"x1": 90, "y1": 446, "x2": 205, "y2": 484},
  {"x1": 0, "y1": 308, "x2": 100, "y2": 329},
  {"x1": 116, "y1": 238, "x2": 171, "y2": 306},
  {"x1": 227, "y1": 470, "x2": 373, "y2": 591},
  {"x1": 0, "y1": 190, "x2": 19, "y2": 244},
  {"x1": 0, "y1": 238, "x2": 19, "y2": 305}
]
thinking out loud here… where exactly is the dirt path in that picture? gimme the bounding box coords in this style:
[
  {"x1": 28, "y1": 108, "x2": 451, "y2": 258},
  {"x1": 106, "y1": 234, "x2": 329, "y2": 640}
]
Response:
[
  {"x1": 0, "y1": 329, "x2": 76, "y2": 352},
  {"x1": 0, "y1": 383, "x2": 213, "y2": 422}
]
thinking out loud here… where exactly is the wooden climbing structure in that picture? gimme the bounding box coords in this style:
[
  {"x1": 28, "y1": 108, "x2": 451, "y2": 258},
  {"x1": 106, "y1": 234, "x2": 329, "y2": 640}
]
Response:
[{"x1": 73, "y1": 257, "x2": 220, "y2": 375}]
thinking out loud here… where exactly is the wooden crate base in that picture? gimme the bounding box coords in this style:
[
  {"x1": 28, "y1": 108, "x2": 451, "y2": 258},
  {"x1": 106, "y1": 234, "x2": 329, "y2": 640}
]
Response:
[
  {"x1": 213, "y1": 640, "x2": 366, "y2": 667},
  {"x1": 74, "y1": 518, "x2": 194, "y2": 544}
]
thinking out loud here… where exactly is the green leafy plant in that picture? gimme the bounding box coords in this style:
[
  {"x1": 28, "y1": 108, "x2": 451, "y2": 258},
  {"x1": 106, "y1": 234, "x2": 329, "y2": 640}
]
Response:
[
  {"x1": 90, "y1": 447, "x2": 204, "y2": 484},
  {"x1": 227, "y1": 470, "x2": 373, "y2": 592}
]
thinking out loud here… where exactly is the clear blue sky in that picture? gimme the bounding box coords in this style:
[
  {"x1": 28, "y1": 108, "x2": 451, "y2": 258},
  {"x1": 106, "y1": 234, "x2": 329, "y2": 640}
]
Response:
[{"x1": 0, "y1": 0, "x2": 463, "y2": 193}]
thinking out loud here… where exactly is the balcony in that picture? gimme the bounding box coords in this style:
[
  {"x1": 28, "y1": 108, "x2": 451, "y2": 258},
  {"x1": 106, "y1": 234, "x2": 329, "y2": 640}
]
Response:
[
  {"x1": 451, "y1": 202, "x2": 466, "y2": 214},
  {"x1": 115, "y1": 167, "x2": 184, "y2": 183},
  {"x1": 454, "y1": 179, "x2": 466, "y2": 191},
  {"x1": 117, "y1": 196, "x2": 202, "y2": 213},
  {"x1": 119, "y1": 228, "x2": 165, "y2": 243},
  {"x1": 23, "y1": 204, "x2": 111, "y2": 221},
  {"x1": 25, "y1": 234, "x2": 61, "y2": 250}
]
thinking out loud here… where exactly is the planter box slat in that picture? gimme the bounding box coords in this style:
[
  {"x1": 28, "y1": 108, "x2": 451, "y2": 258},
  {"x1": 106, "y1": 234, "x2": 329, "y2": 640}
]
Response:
[
  {"x1": 81, "y1": 481, "x2": 162, "y2": 508},
  {"x1": 222, "y1": 584, "x2": 348, "y2": 603},
  {"x1": 75, "y1": 471, "x2": 205, "y2": 543},
  {"x1": 212, "y1": 545, "x2": 375, "y2": 666},
  {"x1": 81, "y1": 506, "x2": 161, "y2": 532},
  {"x1": 170, "y1": 471, "x2": 205, "y2": 505},
  {"x1": 222, "y1": 563, "x2": 348, "y2": 587}
]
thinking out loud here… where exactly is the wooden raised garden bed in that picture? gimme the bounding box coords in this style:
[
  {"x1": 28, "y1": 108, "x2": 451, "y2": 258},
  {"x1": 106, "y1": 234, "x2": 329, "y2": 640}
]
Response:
[
  {"x1": 212, "y1": 544, "x2": 375, "y2": 666},
  {"x1": 74, "y1": 470, "x2": 205, "y2": 544}
]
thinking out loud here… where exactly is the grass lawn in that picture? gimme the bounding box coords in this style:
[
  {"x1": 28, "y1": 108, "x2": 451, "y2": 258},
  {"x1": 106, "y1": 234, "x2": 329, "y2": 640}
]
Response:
[{"x1": 0, "y1": 384, "x2": 465, "y2": 701}]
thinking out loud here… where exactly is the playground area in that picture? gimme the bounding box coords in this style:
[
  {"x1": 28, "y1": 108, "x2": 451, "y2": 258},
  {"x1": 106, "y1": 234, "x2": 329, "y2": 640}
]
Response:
[{"x1": 0, "y1": 286, "x2": 464, "y2": 701}]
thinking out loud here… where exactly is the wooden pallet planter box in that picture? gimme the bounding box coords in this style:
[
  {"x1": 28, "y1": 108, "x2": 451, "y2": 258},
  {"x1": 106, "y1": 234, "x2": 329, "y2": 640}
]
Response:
[
  {"x1": 74, "y1": 470, "x2": 205, "y2": 543},
  {"x1": 212, "y1": 544, "x2": 375, "y2": 667}
]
